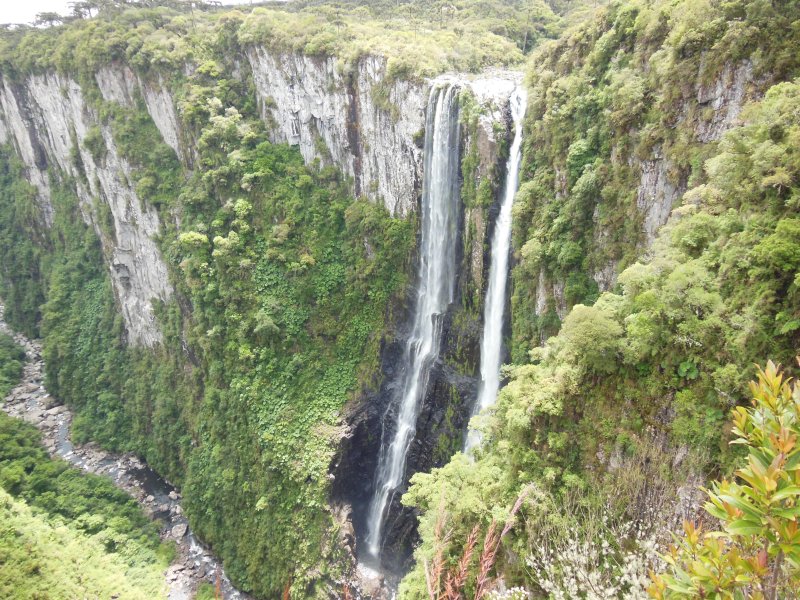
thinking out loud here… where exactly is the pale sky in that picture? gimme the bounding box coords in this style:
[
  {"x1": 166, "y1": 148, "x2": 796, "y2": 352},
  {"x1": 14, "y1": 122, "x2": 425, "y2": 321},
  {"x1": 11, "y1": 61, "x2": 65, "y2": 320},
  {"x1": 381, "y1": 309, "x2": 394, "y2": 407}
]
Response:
[{"x1": 0, "y1": 1, "x2": 249, "y2": 25}]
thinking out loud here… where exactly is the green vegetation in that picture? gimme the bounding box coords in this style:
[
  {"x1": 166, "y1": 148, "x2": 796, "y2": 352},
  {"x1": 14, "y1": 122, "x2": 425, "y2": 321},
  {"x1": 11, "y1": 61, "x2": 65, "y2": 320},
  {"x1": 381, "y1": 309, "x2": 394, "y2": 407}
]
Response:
[
  {"x1": 174, "y1": 139, "x2": 414, "y2": 594},
  {"x1": 511, "y1": 0, "x2": 800, "y2": 350},
  {"x1": 651, "y1": 361, "x2": 800, "y2": 599},
  {"x1": 0, "y1": 412, "x2": 169, "y2": 599},
  {"x1": 0, "y1": 334, "x2": 24, "y2": 399},
  {"x1": 0, "y1": 489, "x2": 166, "y2": 599},
  {"x1": 0, "y1": 0, "x2": 586, "y2": 86},
  {"x1": 0, "y1": 150, "x2": 44, "y2": 338},
  {"x1": 1, "y1": 0, "x2": 799, "y2": 598},
  {"x1": 401, "y1": 1, "x2": 800, "y2": 596},
  {"x1": 0, "y1": 412, "x2": 163, "y2": 554}
]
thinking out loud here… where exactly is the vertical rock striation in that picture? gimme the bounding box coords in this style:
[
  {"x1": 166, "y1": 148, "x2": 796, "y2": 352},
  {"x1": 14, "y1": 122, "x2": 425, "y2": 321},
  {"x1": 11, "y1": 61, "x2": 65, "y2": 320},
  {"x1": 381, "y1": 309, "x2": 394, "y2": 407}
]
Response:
[
  {"x1": 95, "y1": 65, "x2": 191, "y2": 165},
  {"x1": 0, "y1": 72, "x2": 173, "y2": 346},
  {"x1": 247, "y1": 49, "x2": 427, "y2": 215}
]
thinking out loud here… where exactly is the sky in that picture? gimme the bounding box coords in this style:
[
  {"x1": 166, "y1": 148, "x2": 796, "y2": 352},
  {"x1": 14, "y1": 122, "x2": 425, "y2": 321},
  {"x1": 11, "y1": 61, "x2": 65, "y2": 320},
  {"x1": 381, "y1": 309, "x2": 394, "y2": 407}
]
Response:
[{"x1": 0, "y1": 1, "x2": 248, "y2": 25}]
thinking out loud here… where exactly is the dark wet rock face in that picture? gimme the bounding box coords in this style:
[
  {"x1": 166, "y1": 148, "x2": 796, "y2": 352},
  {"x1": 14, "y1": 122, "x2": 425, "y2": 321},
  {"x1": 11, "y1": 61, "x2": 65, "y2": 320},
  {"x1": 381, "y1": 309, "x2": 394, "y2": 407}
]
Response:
[
  {"x1": 333, "y1": 296, "x2": 481, "y2": 576},
  {"x1": 332, "y1": 87, "x2": 511, "y2": 582}
]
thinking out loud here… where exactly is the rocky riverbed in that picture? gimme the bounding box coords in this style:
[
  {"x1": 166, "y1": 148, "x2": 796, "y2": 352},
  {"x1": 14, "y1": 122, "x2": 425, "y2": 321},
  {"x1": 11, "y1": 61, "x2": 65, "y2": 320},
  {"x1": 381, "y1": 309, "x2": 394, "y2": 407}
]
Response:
[{"x1": 0, "y1": 304, "x2": 249, "y2": 600}]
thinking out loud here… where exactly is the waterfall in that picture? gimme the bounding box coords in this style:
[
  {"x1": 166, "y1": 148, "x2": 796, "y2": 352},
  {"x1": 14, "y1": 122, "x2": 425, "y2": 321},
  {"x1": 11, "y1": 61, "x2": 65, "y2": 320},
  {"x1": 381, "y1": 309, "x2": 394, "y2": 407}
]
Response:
[
  {"x1": 464, "y1": 87, "x2": 527, "y2": 453},
  {"x1": 365, "y1": 84, "x2": 462, "y2": 558}
]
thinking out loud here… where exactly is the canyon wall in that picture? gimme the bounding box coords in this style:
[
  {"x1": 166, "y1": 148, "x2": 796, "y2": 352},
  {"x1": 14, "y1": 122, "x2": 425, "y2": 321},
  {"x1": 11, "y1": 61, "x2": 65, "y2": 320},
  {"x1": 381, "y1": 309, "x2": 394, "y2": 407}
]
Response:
[{"x1": 0, "y1": 72, "x2": 172, "y2": 347}]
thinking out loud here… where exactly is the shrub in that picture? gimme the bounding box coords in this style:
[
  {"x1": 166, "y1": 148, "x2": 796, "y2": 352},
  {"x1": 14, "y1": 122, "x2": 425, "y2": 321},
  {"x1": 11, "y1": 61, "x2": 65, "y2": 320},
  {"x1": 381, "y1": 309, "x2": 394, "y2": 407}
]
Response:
[{"x1": 650, "y1": 361, "x2": 800, "y2": 599}]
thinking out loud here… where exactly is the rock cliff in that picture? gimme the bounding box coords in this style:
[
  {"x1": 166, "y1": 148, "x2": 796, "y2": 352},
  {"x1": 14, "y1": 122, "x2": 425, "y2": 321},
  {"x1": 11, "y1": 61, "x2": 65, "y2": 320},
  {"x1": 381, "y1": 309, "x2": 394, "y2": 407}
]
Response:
[
  {"x1": 0, "y1": 73, "x2": 172, "y2": 347},
  {"x1": 0, "y1": 49, "x2": 519, "y2": 348},
  {"x1": 523, "y1": 54, "x2": 763, "y2": 335},
  {"x1": 0, "y1": 51, "x2": 520, "y2": 580}
]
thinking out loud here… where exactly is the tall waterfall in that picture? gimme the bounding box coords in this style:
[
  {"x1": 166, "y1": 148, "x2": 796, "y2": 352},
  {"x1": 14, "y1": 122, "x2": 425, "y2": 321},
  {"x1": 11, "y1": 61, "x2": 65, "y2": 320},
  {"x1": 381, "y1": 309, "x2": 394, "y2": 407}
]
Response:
[
  {"x1": 365, "y1": 84, "x2": 462, "y2": 558},
  {"x1": 464, "y1": 87, "x2": 527, "y2": 453}
]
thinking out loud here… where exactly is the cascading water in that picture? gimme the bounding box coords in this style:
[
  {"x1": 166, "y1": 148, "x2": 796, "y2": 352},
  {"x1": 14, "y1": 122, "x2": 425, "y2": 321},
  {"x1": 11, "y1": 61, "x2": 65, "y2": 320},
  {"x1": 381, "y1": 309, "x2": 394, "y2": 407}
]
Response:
[
  {"x1": 365, "y1": 83, "x2": 462, "y2": 558},
  {"x1": 464, "y1": 86, "x2": 527, "y2": 453}
]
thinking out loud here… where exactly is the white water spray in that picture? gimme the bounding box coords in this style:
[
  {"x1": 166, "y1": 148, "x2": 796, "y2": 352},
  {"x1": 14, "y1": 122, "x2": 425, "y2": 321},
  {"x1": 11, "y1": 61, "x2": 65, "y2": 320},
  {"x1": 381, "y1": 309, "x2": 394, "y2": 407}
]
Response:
[
  {"x1": 464, "y1": 87, "x2": 527, "y2": 453},
  {"x1": 365, "y1": 84, "x2": 462, "y2": 557}
]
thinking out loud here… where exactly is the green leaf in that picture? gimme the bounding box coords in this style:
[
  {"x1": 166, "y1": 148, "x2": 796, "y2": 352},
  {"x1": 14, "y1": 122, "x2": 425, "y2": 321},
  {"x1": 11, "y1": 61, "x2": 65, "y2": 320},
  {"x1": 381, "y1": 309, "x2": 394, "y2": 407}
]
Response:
[
  {"x1": 718, "y1": 494, "x2": 763, "y2": 520},
  {"x1": 772, "y1": 486, "x2": 800, "y2": 502},
  {"x1": 726, "y1": 519, "x2": 763, "y2": 536},
  {"x1": 772, "y1": 506, "x2": 800, "y2": 519}
]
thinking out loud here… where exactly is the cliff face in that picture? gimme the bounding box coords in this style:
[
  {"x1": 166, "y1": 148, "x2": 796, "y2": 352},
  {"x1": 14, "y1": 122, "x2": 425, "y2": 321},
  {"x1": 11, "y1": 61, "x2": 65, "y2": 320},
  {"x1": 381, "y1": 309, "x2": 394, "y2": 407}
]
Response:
[
  {"x1": 556, "y1": 58, "x2": 757, "y2": 321},
  {"x1": 511, "y1": 7, "x2": 772, "y2": 352},
  {"x1": 248, "y1": 49, "x2": 428, "y2": 216},
  {"x1": 0, "y1": 72, "x2": 172, "y2": 347},
  {"x1": 95, "y1": 66, "x2": 190, "y2": 165},
  {"x1": 634, "y1": 58, "x2": 756, "y2": 249},
  {"x1": 0, "y1": 47, "x2": 518, "y2": 345}
]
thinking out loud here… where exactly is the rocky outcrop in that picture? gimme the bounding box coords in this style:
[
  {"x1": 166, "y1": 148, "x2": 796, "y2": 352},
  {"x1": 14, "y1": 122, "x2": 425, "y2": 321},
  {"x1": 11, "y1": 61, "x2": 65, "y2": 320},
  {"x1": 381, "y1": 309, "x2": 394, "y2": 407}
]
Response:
[
  {"x1": 95, "y1": 65, "x2": 191, "y2": 165},
  {"x1": 462, "y1": 75, "x2": 519, "y2": 297},
  {"x1": 530, "y1": 57, "x2": 759, "y2": 322},
  {"x1": 248, "y1": 49, "x2": 427, "y2": 216},
  {"x1": 635, "y1": 146, "x2": 685, "y2": 245},
  {"x1": 248, "y1": 48, "x2": 521, "y2": 217},
  {"x1": 695, "y1": 59, "x2": 754, "y2": 144},
  {"x1": 634, "y1": 58, "x2": 755, "y2": 248},
  {"x1": 0, "y1": 72, "x2": 173, "y2": 347}
]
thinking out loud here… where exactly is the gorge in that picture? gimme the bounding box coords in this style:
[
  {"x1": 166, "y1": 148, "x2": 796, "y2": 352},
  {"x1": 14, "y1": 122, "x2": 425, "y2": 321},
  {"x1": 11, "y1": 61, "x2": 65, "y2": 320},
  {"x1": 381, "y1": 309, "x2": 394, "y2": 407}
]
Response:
[
  {"x1": 0, "y1": 303, "x2": 248, "y2": 600},
  {"x1": 0, "y1": 1, "x2": 799, "y2": 599}
]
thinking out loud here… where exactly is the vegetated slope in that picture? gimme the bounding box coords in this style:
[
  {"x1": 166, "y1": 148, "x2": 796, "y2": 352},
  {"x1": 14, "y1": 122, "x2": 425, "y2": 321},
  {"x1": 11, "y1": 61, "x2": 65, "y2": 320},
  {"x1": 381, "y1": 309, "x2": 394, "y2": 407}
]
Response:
[
  {"x1": 0, "y1": 488, "x2": 165, "y2": 599},
  {"x1": 0, "y1": 404, "x2": 169, "y2": 598},
  {"x1": 401, "y1": 0, "x2": 800, "y2": 597},
  {"x1": 0, "y1": 334, "x2": 23, "y2": 398},
  {"x1": 511, "y1": 0, "x2": 799, "y2": 348},
  {"x1": 0, "y1": 0, "x2": 572, "y2": 82},
  {"x1": 0, "y1": 120, "x2": 411, "y2": 595}
]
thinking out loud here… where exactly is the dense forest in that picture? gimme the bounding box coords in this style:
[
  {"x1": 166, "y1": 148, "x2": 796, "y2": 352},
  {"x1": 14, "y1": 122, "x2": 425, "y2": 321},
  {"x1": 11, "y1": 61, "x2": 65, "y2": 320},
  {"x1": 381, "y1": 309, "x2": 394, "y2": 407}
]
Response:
[{"x1": 0, "y1": 0, "x2": 798, "y2": 598}]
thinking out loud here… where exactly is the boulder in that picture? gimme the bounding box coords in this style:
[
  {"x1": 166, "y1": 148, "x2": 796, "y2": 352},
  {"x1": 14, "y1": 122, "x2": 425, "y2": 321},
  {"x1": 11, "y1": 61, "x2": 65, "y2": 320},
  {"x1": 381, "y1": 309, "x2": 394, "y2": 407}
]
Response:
[{"x1": 171, "y1": 523, "x2": 188, "y2": 538}]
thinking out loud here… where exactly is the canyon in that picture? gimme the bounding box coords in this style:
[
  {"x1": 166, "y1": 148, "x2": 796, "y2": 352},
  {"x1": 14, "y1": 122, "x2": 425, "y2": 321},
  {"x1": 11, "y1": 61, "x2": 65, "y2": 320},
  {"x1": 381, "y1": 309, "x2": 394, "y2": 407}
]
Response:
[{"x1": 0, "y1": 1, "x2": 797, "y2": 598}]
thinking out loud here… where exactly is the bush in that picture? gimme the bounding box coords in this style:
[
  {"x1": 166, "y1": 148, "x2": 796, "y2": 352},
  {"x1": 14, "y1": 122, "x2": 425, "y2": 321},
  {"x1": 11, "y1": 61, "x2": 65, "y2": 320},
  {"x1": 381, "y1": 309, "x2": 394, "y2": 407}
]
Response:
[{"x1": 651, "y1": 361, "x2": 800, "y2": 599}]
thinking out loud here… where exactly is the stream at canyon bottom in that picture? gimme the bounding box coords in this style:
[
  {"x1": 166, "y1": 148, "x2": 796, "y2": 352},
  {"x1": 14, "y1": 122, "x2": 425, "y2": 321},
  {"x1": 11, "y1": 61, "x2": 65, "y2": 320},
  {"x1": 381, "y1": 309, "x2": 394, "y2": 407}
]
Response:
[{"x1": 0, "y1": 303, "x2": 249, "y2": 600}]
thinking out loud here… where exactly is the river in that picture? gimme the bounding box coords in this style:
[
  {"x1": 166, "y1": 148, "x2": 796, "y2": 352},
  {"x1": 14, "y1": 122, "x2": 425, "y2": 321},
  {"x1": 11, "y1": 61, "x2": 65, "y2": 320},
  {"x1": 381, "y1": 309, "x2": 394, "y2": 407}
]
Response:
[{"x1": 0, "y1": 303, "x2": 249, "y2": 600}]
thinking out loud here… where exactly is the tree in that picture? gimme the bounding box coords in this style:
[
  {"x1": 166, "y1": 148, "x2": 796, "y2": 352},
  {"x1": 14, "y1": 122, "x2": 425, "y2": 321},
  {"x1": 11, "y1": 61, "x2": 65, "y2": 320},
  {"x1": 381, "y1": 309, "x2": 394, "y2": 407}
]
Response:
[
  {"x1": 553, "y1": 303, "x2": 622, "y2": 374},
  {"x1": 650, "y1": 361, "x2": 800, "y2": 599},
  {"x1": 68, "y1": 2, "x2": 94, "y2": 19},
  {"x1": 34, "y1": 12, "x2": 64, "y2": 27}
]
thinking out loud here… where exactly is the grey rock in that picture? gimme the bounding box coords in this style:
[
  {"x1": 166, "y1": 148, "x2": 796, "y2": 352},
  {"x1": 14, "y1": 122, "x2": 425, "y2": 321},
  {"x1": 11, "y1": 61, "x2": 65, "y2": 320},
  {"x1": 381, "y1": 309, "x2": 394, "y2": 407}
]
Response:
[{"x1": 171, "y1": 523, "x2": 188, "y2": 539}]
